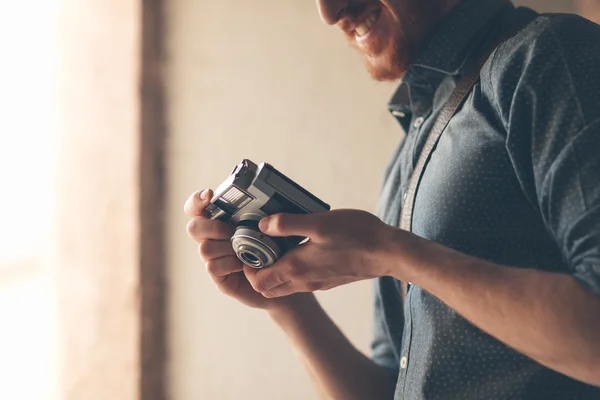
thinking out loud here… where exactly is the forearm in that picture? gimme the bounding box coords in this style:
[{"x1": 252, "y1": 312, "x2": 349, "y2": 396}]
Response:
[
  {"x1": 268, "y1": 294, "x2": 396, "y2": 400},
  {"x1": 385, "y1": 230, "x2": 600, "y2": 386}
]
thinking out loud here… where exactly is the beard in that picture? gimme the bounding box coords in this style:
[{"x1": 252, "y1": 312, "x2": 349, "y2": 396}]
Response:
[
  {"x1": 341, "y1": 1, "x2": 442, "y2": 81},
  {"x1": 357, "y1": 25, "x2": 411, "y2": 81}
]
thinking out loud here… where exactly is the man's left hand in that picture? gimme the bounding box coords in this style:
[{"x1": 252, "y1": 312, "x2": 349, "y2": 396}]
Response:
[{"x1": 244, "y1": 209, "x2": 397, "y2": 298}]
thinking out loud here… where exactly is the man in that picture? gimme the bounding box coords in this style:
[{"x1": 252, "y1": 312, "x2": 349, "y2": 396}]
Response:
[{"x1": 185, "y1": 0, "x2": 600, "y2": 398}]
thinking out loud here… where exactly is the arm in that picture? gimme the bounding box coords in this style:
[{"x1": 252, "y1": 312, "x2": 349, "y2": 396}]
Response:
[
  {"x1": 253, "y1": 209, "x2": 600, "y2": 388},
  {"x1": 383, "y1": 230, "x2": 600, "y2": 386},
  {"x1": 184, "y1": 190, "x2": 395, "y2": 400},
  {"x1": 267, "y1": 295, "x2": 396, "y2": 400}
]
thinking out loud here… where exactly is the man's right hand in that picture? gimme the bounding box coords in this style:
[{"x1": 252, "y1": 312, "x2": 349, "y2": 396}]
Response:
[{"x1": 184, "y1": 188, "x2": 298, "y2": 310}]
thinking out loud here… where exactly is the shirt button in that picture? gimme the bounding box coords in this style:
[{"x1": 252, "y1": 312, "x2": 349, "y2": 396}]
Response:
[
  {"x1": 400, "y1": 356, "x2": 408, "y2": 369},
  {"x1": 413, "y1": 116, "x2": 424, "y2": 128}
]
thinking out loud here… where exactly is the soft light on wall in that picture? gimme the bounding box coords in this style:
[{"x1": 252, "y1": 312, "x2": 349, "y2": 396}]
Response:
[
  {"x1": 0, "y1": 1, "x2": 61, "y2": 400},
  {"x1": 0, "y1": 1, "x2": 59, "y2": 263}
]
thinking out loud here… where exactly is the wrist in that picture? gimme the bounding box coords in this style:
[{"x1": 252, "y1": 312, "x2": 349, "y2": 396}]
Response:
[
  {"x1": 377, "y1": 225, "x2": 429, "y2": 281},
  {"x1": 266, "y1": 292, "x2": 319, "y2": 324}
]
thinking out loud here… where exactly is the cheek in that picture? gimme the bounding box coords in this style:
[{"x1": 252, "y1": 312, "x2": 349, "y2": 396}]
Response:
[
  {"x1": 379, "y1": 0, "x2": 406, "y2": 28},
  {"x1": 370, "y1": 8, "x2": 406, "y2": 53}
]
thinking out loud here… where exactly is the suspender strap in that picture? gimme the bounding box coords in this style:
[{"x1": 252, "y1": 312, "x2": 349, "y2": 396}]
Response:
[{"x1": 398, "y1": 5, "x2": 536, "y2": 300}]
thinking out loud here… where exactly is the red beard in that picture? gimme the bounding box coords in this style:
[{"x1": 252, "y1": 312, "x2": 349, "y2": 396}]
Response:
[{"x1": 339, "y1": 1, "x2": 444, "y2": 81}]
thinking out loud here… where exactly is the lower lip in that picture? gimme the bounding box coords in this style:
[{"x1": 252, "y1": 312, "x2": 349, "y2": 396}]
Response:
[{"x1": 355, "y1": 10, "x2": 382, "y2": 44}]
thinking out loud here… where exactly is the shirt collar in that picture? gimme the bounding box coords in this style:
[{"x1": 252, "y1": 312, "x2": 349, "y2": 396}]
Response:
[{"x1": 388, "y1": 0, "x2": 512, "y2": 115}]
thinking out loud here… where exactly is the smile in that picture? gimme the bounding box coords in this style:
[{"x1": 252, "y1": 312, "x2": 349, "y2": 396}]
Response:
[{"x1": 355, "y1": 10, "x2": 381, "y2": 39}]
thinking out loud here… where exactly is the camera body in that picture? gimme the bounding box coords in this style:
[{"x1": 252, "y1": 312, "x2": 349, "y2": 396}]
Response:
[{"x1": 207, "y1": 159, "x2": 330, "y2": 268}]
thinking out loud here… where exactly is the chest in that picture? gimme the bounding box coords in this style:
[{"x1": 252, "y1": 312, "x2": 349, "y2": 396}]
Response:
[{"x1": 379, "y1": 90, "x2": 562, "y2": 267}]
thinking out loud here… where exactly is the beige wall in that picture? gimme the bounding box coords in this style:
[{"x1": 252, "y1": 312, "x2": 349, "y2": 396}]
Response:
[
  {"x1": 166, "y1": 1, "x2": 575, "y2": 400},
  {"x1": 576, "y1": 0, "x2": 600, "y2": 23},
  {"x1": 55, "y1": 0, "x2": 141, "y2": 399}
]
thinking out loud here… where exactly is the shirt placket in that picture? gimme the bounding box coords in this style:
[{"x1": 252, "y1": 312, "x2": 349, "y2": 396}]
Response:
[{"x1": 397, "y1": 287, "x2": 415, "y2": 397}]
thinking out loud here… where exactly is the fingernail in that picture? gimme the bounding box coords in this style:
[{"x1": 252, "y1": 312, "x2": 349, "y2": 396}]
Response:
[
  {"x1": 259, "y1": 217, "x2": 270, "y2": 232},
  {"x1": 200, "y1": 190, "x2": 209, "y2": 200}
]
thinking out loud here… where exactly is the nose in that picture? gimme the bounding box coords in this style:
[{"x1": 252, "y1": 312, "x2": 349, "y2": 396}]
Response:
[{"x1": 316, "y1": 0, "x2": 349, "y2": 25}]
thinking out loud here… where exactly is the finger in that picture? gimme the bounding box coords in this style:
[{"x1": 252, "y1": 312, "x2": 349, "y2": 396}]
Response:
[
  {"x1": 262, "y1": 281, "x2": 301, "y2": 298},
  {"x1": 184, "y1": 189, "x2": 213, "y2": 217},
  {"x1": 263, "y1": 276, "x2": 326, "y2": 298},
  {"x1": 248, "y1": 264, "x2": 291, "y2": 293},
  {"x1": 243, "y1": 265, "x2": 260, "y2": 292},
  {"x1": 187, "y1": 218, "x2": 235, "y2": 241},
  {"x1": 244, "y1": 265, "x2": 289, "y2": 293},
  {"x1": 198, "y1": 240, "x2": 235, "y2": 262},
  {"x1": 206, "y1": 255, "x2": 243, "y2": 279},
  {"x1": 258, "y1": 212, "x2": 327, "y2": 240}
]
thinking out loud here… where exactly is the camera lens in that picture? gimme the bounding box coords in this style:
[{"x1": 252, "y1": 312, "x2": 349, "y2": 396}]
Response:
[
  {"x1": 238, "y1": 247, "x2": 265, "y2": 268},
  {"x1": 242, "y1": 252, "x2": 259, "y2": 264},
  {"x1": 231, "y1": 224, "x2": 282, "y2": 268}
]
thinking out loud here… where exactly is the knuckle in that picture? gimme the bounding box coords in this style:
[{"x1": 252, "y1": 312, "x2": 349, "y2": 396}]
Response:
[
  {"x1": 305, "y1": 281, "x2": 321, "y2": 292},
  {"x1": 205, "y1": 260, "x2": 217, "y2": 276},
  {"x1": 206, "y1": 256, "x2": 239, "y2": 276},
  {"x1": 311, "y1": 220, "x2": 327, "y2": 238},
  {"x1": 197, "y1": 240, "x2": 213, "y2": 260},
  {"x1": 198, "y1": 242, "x2": 207, "y2": 260},
  {"x1": 253, "y1": 279, "x2": 266, "y2": 293},
  {"x1": 217, "y1": 282, "x2": 234, "y2": 296},
  {"x1": 186, "y1": 218, "x2": 200, "y2": 237}
]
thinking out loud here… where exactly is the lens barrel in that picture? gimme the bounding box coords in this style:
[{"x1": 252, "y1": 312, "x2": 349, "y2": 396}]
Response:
[{"x1": 231, "y1": 222, "x2": 282, "y2": 268}]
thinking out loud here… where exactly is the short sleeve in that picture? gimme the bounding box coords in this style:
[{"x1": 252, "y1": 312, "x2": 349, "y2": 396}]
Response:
[
  {"x1": 488, "y1": 14, "x2": 600, "y2": 297},
  {"x1": 539, "y1": 118, "x2": 600, "y2": 297}
]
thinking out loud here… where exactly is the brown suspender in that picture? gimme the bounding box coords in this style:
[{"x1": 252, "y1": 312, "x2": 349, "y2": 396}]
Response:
[{"x1": 398, "y1": 6, "x2": 536, "y2": 300}]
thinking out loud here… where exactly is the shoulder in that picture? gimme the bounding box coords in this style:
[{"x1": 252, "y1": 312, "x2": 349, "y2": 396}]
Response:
[
  {"x1": 484, "y1": 12, "x2": 600, "y2": 124},
  {"x1": 493, "y1": 12, "x2": 600, "y2": 62},
  {"x1": 488, "y1": 12, "x2": 600, "y2": 80}
]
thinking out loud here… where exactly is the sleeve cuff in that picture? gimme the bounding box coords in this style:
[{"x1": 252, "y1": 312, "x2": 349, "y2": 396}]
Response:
[{"x1": 574, "y1": 262, "x2": 600, "y2": 298}]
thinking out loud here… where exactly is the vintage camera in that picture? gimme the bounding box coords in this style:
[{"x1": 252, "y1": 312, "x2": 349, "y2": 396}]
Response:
[{"x1": 206, "y1": 159, "x2": 330, "y2": 269}]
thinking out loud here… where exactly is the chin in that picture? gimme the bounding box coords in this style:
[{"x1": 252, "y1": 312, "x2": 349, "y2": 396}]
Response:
[
  {"x1": 351, "y1": 16, "x2": 412, "y2": 81},
  {"x1": 364, "y1": 46, "x2": 410, "y2": 81},
  {"x1": 341, "y1": 0, "x2": 432, "y2": 82}
]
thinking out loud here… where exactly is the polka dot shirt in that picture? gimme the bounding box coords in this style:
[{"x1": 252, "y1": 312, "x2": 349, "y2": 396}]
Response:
[{"x1": 374, "y1": 0, "x2": 600, "y2": 398}]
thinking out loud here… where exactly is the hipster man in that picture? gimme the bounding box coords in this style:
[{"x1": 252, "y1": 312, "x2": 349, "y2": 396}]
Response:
[{"x1": 185, "y1": 0, "x2": 600, "y2": 398}]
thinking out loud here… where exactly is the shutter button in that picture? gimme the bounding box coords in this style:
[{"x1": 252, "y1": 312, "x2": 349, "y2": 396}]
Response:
[{"x1": 413, "y1": 116, "x2": 424, "y2": 128}]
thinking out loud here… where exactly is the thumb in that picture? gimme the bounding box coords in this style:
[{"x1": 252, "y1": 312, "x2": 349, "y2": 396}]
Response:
[
  {"x1": 184, "y1": 188, "x2": 213, "y2": 217},
  {"x1": 259, "y1": 213, "x2": 324, "y2": 239}
]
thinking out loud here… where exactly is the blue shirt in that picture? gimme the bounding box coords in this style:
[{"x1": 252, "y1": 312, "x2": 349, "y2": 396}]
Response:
[{"x1": 374, "y1": 0, "x2": 600, "y2": 398}]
